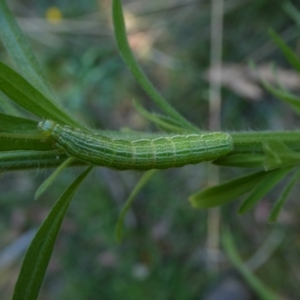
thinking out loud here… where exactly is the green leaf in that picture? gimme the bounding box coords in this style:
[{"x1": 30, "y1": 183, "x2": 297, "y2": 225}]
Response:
[
  {"x1": 0, "y1": 0, "x2": 56, "y2": 100},
  {"x1": 12, "y1": 166, "x2": 93, "y2": 300},
  {"x1": 35, "y1": 157, "x2": 75, "y2": 200},
  {"x1": 262, "y1": 80, "x2": 300, "y2": 116},
  {"x1": 0, "y1": 95, "x2": 21, "y2": 116},
  {"x1": 238, "y1": 166, "x2": 293, "y2": 214},
  {"x1": 268, "y1": 170, "x2": 300, "y2": 222},
  {"x1": 268, "y1": 28, "x2": 300, "y2": 73},
  {"x1": 223, "y1": 229, "x2": 282, "y2": 300},
  {"x1": 133, "y1": 100, "x2": 189, "y2": 133},
  {"x1": 115, "y1": 169, "x2": 156, "y2": 243},
  {"x1": 0, "y1": 150, "x2": 85, "y2": 171},
  {"x1": 213, "y1": 154, "x2": 265, "y2": 168},
  {"x1": 112, "y1": 0, "x2": 197, "y2": 132},
  {"x1": 0, "y1": 62, "x2": 86, "y2": 130},
  {"x1": 263, "y1": 141, "x2": 300, "y2": 170},
  {"x1": 284, "y1": 2, "x2": 300, "y2": 34},
  {"x1": 0, "y1": 113, "x2": 38, "y2": 133},
  {"x1": 189, "y1": 170, "x2": 269, "y2": 209}
]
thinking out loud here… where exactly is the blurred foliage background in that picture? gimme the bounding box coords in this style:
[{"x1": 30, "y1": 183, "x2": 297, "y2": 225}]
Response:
[{"x1": 1, "y1": 0, "x2": 300, "y2": 299}]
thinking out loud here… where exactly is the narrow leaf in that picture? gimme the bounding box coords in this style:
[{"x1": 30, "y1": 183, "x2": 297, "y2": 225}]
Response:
[
  {"x1": 35, "y1": 157, "x2": 75, "y2": 200},
  {"x1": 263, "y1": 141, "x2": 300, "y2": 170},
  {"x1": 0, "y1": 0, "x2": 55, "y2": 99},
  {"x1": 268, "y1": 29, "x2": 300, "y2": 73},
  {"x1": 115, "y1": 169, "x2": 156, "y2": 243},
  {"x1": 189, "y1": 170, "x2": 268, "y2": 209},
  {"x1": 238, "y1": 166, "x2": 293, "y2": 214},
  {"x1": 12, "y1": 166, "x2": 93, "y2": 300},
  {"x1": 268, "y1": 170, "x2": 300, "y2": 222},
  {"x1": 262, "y1": 80, "x2": 300, "y2": 116},
  {"x1": 0, "y1": 62, "x2": 86, "y2": 130},
  {"x1": 133, "y1": 100, "x2": 188, "y2": 133},
  {"x1": 112, "y1": 0, "x2": 197, "y2": 132},
  {"x1": 223, "y1": 229, "x2": 282, "y2": 300}
]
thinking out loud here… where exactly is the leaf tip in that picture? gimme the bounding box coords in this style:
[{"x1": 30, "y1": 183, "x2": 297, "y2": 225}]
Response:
[{"x1": 188, "y1": 196, "x2": 199, "y2": 208}]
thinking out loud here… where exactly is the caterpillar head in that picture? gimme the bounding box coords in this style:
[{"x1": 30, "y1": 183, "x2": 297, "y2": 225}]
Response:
[{"x1": 38, "y1": 120, "x2": 56, "y2": 136}]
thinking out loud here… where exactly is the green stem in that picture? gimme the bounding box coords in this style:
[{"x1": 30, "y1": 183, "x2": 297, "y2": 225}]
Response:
[
  {"x1": 231, "y1": 131, "x2": 300, "y2": 153},
  {"x1": 0, "y1": 150, "x2": 85, "y2": 171}
]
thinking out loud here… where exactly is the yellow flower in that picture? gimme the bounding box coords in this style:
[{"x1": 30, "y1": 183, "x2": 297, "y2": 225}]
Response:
[{"x1": 45, "y1": 7, "x2": 62, "y2": 24}]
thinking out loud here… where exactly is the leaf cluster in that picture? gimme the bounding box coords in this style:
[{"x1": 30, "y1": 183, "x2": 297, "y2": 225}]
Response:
[{"x1": 1, "y1": 0, "x2": 300, "y2": 299}]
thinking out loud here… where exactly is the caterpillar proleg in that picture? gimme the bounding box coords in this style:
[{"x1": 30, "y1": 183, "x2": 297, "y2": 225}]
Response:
[{"x1": 38, "y1": 120, "x2": 233, "y2": 170}]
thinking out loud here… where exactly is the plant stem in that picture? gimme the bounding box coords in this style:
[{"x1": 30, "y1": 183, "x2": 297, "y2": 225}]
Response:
[{"x1": 231, "y1": 131, "x2": 300, "y2": 153}]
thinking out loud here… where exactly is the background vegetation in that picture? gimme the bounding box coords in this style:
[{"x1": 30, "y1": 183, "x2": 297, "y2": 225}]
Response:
[{"x1": 1, "y1": 0, "x2": 300, "y2": 299}]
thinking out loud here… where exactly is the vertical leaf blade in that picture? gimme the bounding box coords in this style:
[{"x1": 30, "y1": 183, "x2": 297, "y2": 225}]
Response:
[
  {"x1": 12, "y1": 166, "x2": 92, "y2": 300},
  {"x1": 112, "y1": 0, "x2": 197, "y2": 132}
]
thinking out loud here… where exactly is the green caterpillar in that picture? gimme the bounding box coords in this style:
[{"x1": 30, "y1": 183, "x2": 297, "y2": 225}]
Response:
[{"x1": 38, "y1": 120, "x2": 233, "y2": 170}]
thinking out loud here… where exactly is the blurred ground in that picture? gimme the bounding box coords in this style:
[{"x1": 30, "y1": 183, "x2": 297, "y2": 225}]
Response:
[{"x1": 1, "y1": 0, "x2": 300, "y2": 299}]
